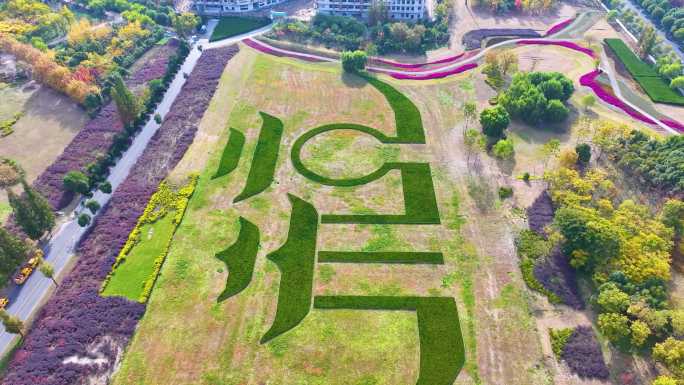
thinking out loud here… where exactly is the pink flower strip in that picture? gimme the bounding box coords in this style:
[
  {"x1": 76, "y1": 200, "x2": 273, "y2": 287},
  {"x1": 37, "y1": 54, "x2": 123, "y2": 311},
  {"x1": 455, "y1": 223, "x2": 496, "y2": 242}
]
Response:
[
  {"x1": 368, "y1": 62, "x2": 479, "y2": 80},
  {"x1": 661, "y1": 119, "x2": 684, "y2": 133},
  {"x1": 242, "y1": 38, "x2": 327, "y2": 62},
  {"x1": 517, "y1": 39, "x2": 596, "y2": 58},
  {"x1": 579, "y1": 70, "x2": 657, "y2": 125},
  {"x1": 545, "y1": 18, "x2": 575, "y2": 36}
]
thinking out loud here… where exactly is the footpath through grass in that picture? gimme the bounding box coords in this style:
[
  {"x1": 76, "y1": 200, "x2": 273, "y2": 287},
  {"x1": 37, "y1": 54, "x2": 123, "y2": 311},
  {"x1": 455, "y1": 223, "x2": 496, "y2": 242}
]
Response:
[{"x1": 209, "y1": 16, "x2": 271, "y2": 42}]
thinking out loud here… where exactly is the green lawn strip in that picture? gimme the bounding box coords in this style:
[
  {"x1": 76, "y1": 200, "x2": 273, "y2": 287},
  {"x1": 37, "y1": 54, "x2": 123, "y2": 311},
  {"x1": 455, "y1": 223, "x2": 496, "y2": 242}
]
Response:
[
  {"x1": 314, "y1": 296, "x2": 465, "y2": 385},
  {"x1": 234, "y1": 112, "x2": 284, "y2": 203},
  {"x1": 212, "y1": 128, "x2": 245, "y2": 179},
  {"x1": 318, "y1": 251, "x2": 444, "y2": 264},
  {"x1": 209, "y1": 16, "x2": 271, "y2": 42},
  {"x1": 101, "y1": 176, "x2": 198, "y2": 302},
  {"x1": 321, "y1": 163, "x2": 441, "y2": 224},
  {"x1": 261, "y1": 194, "x2": 319, "y2": 344},
  {"x1": 215, "y1": 217, "x2": 260, "y2": 302},
  {"x1": 360, "y1": 74, "x2": 425, "y2": 143},
  {"x1": 604, "y1": 38, "x2": 684, "y2": 105}
]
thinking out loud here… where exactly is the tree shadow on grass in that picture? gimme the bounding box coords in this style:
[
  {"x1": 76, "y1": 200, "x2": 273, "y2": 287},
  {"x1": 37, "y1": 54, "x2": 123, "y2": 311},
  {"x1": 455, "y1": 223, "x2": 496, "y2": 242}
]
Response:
[{"x1": 341, "y1": 71, "x2": 369, "y2": 88}]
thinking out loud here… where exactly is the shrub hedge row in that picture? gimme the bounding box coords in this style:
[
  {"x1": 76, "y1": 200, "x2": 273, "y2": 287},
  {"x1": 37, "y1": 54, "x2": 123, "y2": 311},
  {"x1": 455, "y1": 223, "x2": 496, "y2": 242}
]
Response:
[
  {"x1": 212, "y1": 128, "x2": 245, "y2": 179},
  {"x1": 314, "y1": 296, "x2": 465, "y2": 385},
  {"x1": 318, "y1": 251, "x2": 444, "y2": 264},
  {"x1": 260, "y1": 194, "x2": 318, "y2": 343},
  {"x1": 216, "y1": 217, "x2": 260, "y2": 302},
  {"x1": 234, "y1": 112, "x2": 283, "y2": 203}
]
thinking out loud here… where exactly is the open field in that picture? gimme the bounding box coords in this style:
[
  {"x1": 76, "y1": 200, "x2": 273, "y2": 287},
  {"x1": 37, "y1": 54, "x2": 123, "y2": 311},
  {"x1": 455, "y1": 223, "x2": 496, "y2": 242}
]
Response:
[{"x1": 0, "y1": 83, "x2": 87, "y2": 205}]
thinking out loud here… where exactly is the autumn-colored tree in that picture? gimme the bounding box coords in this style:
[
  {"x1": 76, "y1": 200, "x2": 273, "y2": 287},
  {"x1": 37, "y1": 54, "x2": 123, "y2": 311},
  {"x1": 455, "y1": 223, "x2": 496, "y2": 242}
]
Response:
[{"x1": 111, "y1": 74, "x2": 139, "y2": 126}]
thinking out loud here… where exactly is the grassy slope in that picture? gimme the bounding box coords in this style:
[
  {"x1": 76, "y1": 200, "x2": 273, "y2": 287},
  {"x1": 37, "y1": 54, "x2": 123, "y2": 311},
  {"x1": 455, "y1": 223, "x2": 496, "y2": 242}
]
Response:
[
  {"x1": 113, "y1": 51, "x2": 475, "y2": 385},
  {"x1": 209, "y1": 17, "x2": 271, "y2": 42}
]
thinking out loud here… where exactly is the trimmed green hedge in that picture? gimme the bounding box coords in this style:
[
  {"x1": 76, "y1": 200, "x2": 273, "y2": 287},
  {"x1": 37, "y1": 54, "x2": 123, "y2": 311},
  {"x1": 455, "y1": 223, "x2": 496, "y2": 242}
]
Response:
[
  {"x1": 234, "y1": 112, "x2": 283, "y2": 203},
  {"x1": 318, "y1": 251, "x2": 444, "y2": 264},
  {"x1": 212, "y1": 128, "x2": 245, "y2": 179},
  {"x1": 260, "y1": 194, "x2": 318, "y2": 343},
  {"x1": 215, "y1": 217, "x2": 260, "y2": 302},
  {"x1": 604, "y1": 38, "x2": 684, "y2": 105},
  {"x1": 209, "y1": 16, "x2": 271, "y2": 42},
  {"x1": 314, "y1": 296, "x2": 465, "y2": 385}
]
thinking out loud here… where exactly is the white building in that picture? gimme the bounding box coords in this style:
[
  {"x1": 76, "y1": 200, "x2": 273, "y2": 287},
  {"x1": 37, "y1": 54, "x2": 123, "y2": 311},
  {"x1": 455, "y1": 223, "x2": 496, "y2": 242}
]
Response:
[
  {"x1": 315, "y1": 0, "x2": 426, "y2": 21},
  {"x1": 193, "y1": 0, "x2": 286, "y2": 14}
]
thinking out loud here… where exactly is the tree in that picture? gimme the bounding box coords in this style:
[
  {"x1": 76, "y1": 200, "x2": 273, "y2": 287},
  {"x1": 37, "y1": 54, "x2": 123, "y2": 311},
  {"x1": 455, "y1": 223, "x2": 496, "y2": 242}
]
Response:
[
  {"x1": 111, "y1": 74, "x2": 139, "y2": 127},
  {"x1": 597, "y1": 312, "x2": 630, "y2": 344},
  {"x1": 341, "y1": 50, "x2": 368, "y2": 73},
  {"x1": 0, "y1": 158, "x2": 24, "y2": 189},
  {"x1": 661, "y1": 199, "x2": 684, "y2": 237},
  {"x1": 554, "y1": 206, "x2": 621, "y2": 269},
  {"x1": 653, "y1": 337, "x2": 684, "y2": 377},
  {"x1": 544, "y1": 99, "x2": 569, "y2": 123},
  {"x1": 172, "y1": 12, "x2": 199, "y2": 39},
  {"x1": 0, "y1": 228, "x2": 28, "y2": 282},
  {"x1": 462, "y1": 100, "x2": 477, "y2": 135},
  {"x1": 492, "y1": 138, "x2": 514, "y2": 159},
  {"x1": 463, "y1": 128, "x2": 485, "y2": 170},
  {"x1": 629, "y1": 319, "x2": 650, "y2": 347},
  {"x1": 99, "y1": 181, "x2": 112, "y2": 194},
  {"x1": 479, "y1": 105, "x2": 509, "y2": 139},
  {"x1": 63, "y1": 170, "x2": 90, "y2": 195},
  {"x1": 638, "y1": 25, "x2": 657, "y2": 59},
  {"x1": 652, "y1": 376, "x2": 678, "y2": 385},
  {"x1": 367, "y1": 0, "x2": 388, "y2": 26},
  {"x1": 0, "y1": 309, "x2": 24, "y2": 337},
  {"x1": 558, "y1": 149, "x2": 579, "y2": 169},
  {"x1": 38, "y1": 259, "x2": 57, "y2": 286},
  {"x1": 540, "y1": 138, "x2": 560, "y2": 171},
  {"x1": 85, "y1": 199, "x2": 101, "y2": 214},
  {"x1": 575, "y1": 143, "x2": 591, "y2": 164},
  {"x1": 671, "y1": 309, "x2": 684, "y2": 338},
  {"x1": 8, "y1": 181, "x2": 55, "y2": 240},
  {"x1": 77, "y1": 213, "x2": 91, "y2": 227},
  {"x1": 596, "y1": 284, "x2": 630, "y2": 313},
  {"x1": 580, "y1": 94, "x2": 596, "y2": 111},
  {"x1": 671, "y1": 76, "x2": 684, "y2": 89}
]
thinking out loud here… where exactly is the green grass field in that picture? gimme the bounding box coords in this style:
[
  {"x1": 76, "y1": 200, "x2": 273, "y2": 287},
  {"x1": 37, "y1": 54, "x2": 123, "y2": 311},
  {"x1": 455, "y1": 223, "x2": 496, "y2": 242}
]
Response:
[
  {"x1": 209, "y1": 16, "x2": 271, "y2": 42},
  {"x1": 604, "y1": 38, "x2": 684, "y2": 105},
  {"x1": 101, "y1": 214, "x2": 176, "y2": 300}
]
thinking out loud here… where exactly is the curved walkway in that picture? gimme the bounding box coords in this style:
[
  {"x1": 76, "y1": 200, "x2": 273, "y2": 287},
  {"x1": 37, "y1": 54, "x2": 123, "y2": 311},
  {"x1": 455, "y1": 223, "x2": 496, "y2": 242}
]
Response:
[{"x1": 242, "y1": 36, "x2": 682, "y2": 134}]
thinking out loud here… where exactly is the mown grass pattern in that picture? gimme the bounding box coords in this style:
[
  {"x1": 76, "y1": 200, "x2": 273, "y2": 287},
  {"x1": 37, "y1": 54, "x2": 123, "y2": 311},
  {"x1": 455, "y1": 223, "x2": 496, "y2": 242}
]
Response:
[
  {"x1": 604, "y1": 38, "x2": 684, "y2": 105},
  {"x1": 215, "y1": 217, "x2": 260, "y2": 302},
  {"x1": 212, "y1": 128, "x2": 245, "y2": 179},
  {"x1": 234, "y1": 112, "x2": 283, "y2": 203},
  {"x1": 318, "y1": 251, "x2": 444, "y2": 264},
  {"x1": 314, "y1": 296, "x2": 465, "y2": 385},
  {"x1": 261, "y1": 194, "x2": 318, "y2": 343}
]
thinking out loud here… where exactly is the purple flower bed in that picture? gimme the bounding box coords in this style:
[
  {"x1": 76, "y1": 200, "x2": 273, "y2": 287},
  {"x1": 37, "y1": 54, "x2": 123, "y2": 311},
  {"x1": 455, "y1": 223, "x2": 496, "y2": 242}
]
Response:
[
  {"x1": 527, "y1": 190, "x2": 554, "y2": 236},
  {"x1": 371, "y1": 62, "x2": 478, "y2": 80},
  {"x1": 544, "y1": 18, "x2": 575, "y2": 36},
  {"x1": 561, "y1": 326, "x2": 610, "y2": 379},
  {"x1": 533, "y1": 248, "x2": 584, "y2": 309},
  {"x1": 579, "y1": 70, "x2": 657, "y2": 125},
  {"x1": 33, "y1": 42, "x2": 180, "y2": 210},
  {"x1": 242, "y1": 38, "x2": 326, "y2": 63},
  {"x1": 0, "y1": 45, "x2": 240, "y2": 385},
  {"x1": 517, "y1": 39, "x2": 596, "y2": 58},
  {"x1": 370, "y1": 53, "x2": 466, "y2": 69}
]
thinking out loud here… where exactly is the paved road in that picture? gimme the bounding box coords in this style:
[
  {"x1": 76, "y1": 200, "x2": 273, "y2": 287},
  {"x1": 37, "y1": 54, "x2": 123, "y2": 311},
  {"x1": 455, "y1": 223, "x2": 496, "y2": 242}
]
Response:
[{"x1": 618, "y1": 0, "x2": 684, "y2": 62}]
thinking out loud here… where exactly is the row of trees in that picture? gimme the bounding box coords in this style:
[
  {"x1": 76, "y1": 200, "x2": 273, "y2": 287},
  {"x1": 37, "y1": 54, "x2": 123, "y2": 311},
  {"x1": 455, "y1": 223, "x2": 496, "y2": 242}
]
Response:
[
  {"x1": 0, "y1": 33, "x2": 99, "y2": 103},
  {"x1": 470, "y1": 0, "x2": 557, "y2": 14}
]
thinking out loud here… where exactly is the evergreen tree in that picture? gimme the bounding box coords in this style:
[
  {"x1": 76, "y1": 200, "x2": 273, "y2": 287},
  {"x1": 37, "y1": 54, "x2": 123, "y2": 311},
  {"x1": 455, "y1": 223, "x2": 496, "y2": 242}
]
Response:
[
  {"x1": 8, "y1": 182, "x2": 55, "y2": 240},
  {"x1": 111, "y1": 74, "x2": 139, "y2": 127},
  {"x1": 0, "y1": 228, "x2": 28, "y2": 281},
  {"x1": 0, "y1": 309, "x2": 24, "y2": 337}
]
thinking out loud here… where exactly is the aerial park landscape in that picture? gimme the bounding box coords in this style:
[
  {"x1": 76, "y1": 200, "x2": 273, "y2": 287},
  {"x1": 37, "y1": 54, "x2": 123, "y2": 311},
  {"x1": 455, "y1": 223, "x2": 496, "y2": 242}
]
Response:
[{"x1": 1, "y1": 0, "x2": 684, "y2": 384}]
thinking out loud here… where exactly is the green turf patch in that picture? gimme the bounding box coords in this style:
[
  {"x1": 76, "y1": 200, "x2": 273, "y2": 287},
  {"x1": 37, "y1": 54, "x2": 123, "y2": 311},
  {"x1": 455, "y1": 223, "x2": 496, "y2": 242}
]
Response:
[
  {"x1": 215, "y1": 217, "x2": 260, "y2": 302},
  {"x1": 361, "y1": 74, "x2": 425, "y2": 143},
  {"x1": 102, "y1": 177, "x2": 198, "y2": 302},
  {"x1": 604, "y1": 38, "x2": 684, "y2": 105},
  {"x1": 314, "y1": 296, "x2": 465, "y2": 385},
  {"x1": 209, "y1": 16, "x2": 271, "y2": 42},
  {"x1": 234, "y1": 112, "x2": 283, "y2": 203},
  {"x1": 318, "y1": 251, "x2": 444, "y2": 264},
  {"x1": 261, "y1": 194, "x2": 319, "y2": 344},
  {"x1": 320, "y1": 163, "x2": 440, "y2": 224},
  {"x1": 212, "y1": 128, "x2": 245, "y2": 179}
]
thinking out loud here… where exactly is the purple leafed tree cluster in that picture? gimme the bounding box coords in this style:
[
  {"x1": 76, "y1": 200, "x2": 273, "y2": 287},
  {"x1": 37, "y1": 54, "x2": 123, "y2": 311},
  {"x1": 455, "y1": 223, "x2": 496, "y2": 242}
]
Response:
[
  {"x1": 526, "y1": 190, "x2": 554, "y2": 236},
  {"x1": 1, "y1": 44, "x2": 240, "y2": 385},
  {"x1": 32, "y1": 43, "x2": 179, "y2": 210},
  {"x1": 533, "y1": 247, "x2": 584, "y2": 309},
  {"x1": 561, "y1": 326, "x2": 610, "y2": 379}
]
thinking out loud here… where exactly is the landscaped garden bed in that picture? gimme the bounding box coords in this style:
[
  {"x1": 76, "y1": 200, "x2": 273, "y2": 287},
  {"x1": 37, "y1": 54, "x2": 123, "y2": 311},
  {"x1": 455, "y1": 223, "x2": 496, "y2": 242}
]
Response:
[
  {"x1": 209, "y1": 16, "x2": 271, "y2": 42},
  {"x1": 1, "y1": 45, "x2": 240, "y2": 385}
]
